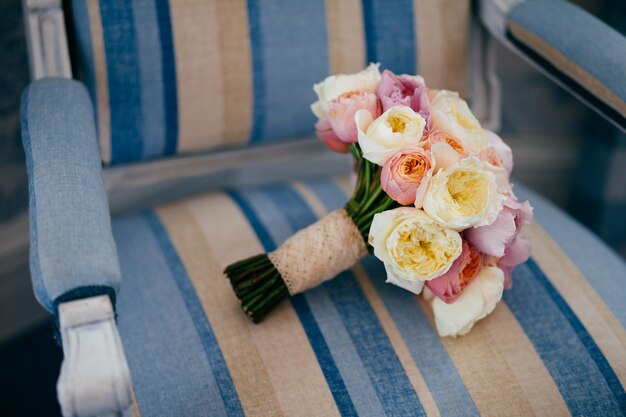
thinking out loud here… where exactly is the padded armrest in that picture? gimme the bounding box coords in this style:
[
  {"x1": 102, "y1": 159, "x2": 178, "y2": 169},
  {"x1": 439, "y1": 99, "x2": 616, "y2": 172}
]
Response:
[
  {"x1": 21, "y1": 78, "x2": 121, "y2": 314},
  {"x1": 480, "y1": 0, "x2": 626, "y2": 130}
]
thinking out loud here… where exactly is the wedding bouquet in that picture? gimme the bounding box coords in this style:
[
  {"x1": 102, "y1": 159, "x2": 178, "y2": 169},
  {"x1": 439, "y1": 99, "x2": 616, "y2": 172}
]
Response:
[{"x1": 225, "y1": 64, "x2": 533, "y2": 337}]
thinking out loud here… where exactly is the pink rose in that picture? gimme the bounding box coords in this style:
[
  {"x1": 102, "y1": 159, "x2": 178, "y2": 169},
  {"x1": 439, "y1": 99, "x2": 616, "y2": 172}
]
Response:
[
  {"x1": 426, "y1": 241, "x2": 483, "y2": 303},
  {"x1": 327, "y1": 91, "x2": 380, "y2": 143},
  {"x1": 465, "y1": 196, "x2": 533, "y2": 288},
  {"x1": 381, "y1": 146, "x2": 434, "y2": 206},
  {"x1": 376, "y1": 70, "x2": 431, "y2": 131},
  {"x1": 315, "y1": 119, "x2": 351, "y2": 153}
]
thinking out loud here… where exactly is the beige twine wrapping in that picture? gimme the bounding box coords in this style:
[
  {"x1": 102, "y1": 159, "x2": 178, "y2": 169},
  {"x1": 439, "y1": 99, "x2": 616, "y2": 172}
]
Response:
[{"x1": 268, "y1": 209, "x2": 368, "y2": 295}]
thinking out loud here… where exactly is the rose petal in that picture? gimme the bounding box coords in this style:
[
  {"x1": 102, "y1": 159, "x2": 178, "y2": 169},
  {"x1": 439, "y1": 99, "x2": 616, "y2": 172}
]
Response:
[
  {"x1": 465, "y1": 209, "x2": 516, "y2": 257},
  {"x1": 384, "y1": 263, "x2": 425, "y2": 295},
  {"x1": 315, "y1": 119, "x2": 351, "y2": 153},
  {"x1": 485, "y1": 130, "x2": 513, "y2": 175},
  {"x1": 499, "y1": 235, "x2": 532, "y2": 288}
]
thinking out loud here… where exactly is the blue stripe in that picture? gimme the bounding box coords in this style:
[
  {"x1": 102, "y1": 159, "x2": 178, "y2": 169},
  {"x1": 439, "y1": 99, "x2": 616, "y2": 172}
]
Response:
[
  {"x1": 302, "y1": 287, "x2": 387, "y2": 416},
  {"x1": 132, "y1": 0, "x2": 165, "y2": 159},
  {"x1": 112, "y1": 214, "x2": 241, "y2": 416},
  {"x1": 143, "y1": 213, "x2": 244, "y2": 416},
  {"x1": 362, "y1": 0, "x2": 416, "y2": 74},
  {"x1": 154, "y1": 0, "x2": 178, "y2": 155},
  {"x1": 515, "y1": 183, "x2": 626, "y2": 328},
  {"x1": 363, "y1": 257, "x2": 479, "y2": 417},
  {"x1": 99, "y1": 0, "x2": 143, "y2": 162},
  {"x1": 262, "y1": 184, "x2": 426, "y2": 416},
  {"x1": 245, "y1": 0, "x2": 328, "y2": 143},
  {"x1": 323, "y1": 271, "x2": 427, "y2": 416},
  {"x1": 228, "y1": 189, "x2": 359, "y2": 416},
  {"x1": 504, "y1": 258, "x2": 626, "y2": 416},
  {"x1": 232, "y1": 189, "x2": 400, "y2": 416},
  {"x1": 289, "y1": 294, "x2": 362, "y2": 416},
  {"x1": 244, "y1": 0, "x2": 265, "y2": 142}
]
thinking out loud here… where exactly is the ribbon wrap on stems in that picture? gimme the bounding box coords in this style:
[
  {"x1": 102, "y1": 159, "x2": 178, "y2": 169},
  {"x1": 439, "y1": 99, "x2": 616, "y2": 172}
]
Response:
[{"x1": 268, "y1": 209, "x2": 368, "y2": 295}]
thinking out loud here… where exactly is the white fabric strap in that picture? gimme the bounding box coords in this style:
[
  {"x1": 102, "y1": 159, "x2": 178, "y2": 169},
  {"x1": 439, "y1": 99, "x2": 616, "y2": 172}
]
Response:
[{"x1": 57, "y1": 295, "x2": 133, "y2": 417}]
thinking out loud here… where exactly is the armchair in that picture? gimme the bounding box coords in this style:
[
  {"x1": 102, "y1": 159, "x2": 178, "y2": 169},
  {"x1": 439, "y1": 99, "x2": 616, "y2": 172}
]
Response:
[{"x1": 21, "y1": 0, "x2": 626, "y2": 416}]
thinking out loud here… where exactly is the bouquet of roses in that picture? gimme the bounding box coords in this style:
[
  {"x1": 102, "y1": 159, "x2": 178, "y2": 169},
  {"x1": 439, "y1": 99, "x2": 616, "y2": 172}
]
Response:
[{"x1": 225, "y1": 63, "x2": 533, "y2": 337}]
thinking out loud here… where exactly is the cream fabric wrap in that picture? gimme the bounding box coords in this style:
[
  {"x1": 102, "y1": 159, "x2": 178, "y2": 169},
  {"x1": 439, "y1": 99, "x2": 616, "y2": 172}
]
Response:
[{"x1": 268, "y1": 209, "x2": 368, "y2": 295}]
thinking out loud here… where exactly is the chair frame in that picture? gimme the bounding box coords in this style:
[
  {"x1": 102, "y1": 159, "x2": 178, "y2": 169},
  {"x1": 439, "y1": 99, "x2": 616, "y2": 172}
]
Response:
[{"x1": 18, "y1": 0, "x2": 624, "y2": 415}]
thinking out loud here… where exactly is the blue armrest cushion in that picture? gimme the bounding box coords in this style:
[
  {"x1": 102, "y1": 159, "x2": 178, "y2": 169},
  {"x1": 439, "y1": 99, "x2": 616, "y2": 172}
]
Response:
[
  {"x1": 507, "y1": 0, "x2": 626, "y2": 119},
  {"x1": 21, "y1": 78, "x2": 121, "y2": 313}
]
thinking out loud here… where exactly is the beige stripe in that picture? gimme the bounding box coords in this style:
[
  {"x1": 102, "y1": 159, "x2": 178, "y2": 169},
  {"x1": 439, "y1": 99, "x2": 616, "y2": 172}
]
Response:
[
  {"x1": 325, "y1": 0, "x2": 366, "y2": 74},
  {"x1": 86, "y1": 0, "x2": 111, "y2": 163},
  {"x1": 130, "y1": 387, "x2": 142, "y2": 417},
  {"x1": 216, "y1": 0, "x2": 253, "y2": 145},
  {"x1": 508, "y1": 22, "x2": 626, "y2": 117},
  {"x1": 419, "y1": 298, "x2": 535, "y2": 416},
  {"x1": 526, "y1": 222, "x2": 626, "y2": 387},
  {"x1": 175, "y1": 193, "x2": 341, "y2": 417},
  {"x1": 292, "y1": 181, "x2": 440, "y2": 416},
  {"x1": 413, "y1": 0, "x2": 470, "y2": 97},
  {"x1": 483, "y1": 303, "x2": 570, "y2": 416},
  {"x1": 170, "y1": 0, "x2": 224, "y2": 152},
  {"x1": 157, "y1": 201, "x2": 282, "y2": 416},
  {"x1": 353, "y1": 264, "x2": 441, "y2": 417}
]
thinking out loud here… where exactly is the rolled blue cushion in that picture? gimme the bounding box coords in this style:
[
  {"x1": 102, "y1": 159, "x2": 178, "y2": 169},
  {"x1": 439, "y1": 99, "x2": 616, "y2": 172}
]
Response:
[
  {"x1": 507, "y1": 0, "x2": 626, "y2": 119},
  {"x1": 21, "y1": 78, "x2": 121, "y2": 313}
]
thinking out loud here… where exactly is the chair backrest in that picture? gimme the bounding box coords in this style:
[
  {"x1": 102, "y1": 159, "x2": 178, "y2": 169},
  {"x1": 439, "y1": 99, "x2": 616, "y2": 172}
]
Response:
[{"x1": 70, "y1": 0, "x2": 471, "y2": 166}]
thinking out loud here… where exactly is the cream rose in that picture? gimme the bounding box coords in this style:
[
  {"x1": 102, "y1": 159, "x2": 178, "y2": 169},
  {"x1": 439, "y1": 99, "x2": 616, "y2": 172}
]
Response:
[
  {"x1": 430, "y1": 90, "x2": 487, "y2": 153},
  {"x1": 357, "y1": 106, "x2": 426, "y2": 165},
  {"x1": 423, "y1": 156, "x2": 505, "y2": 231},
  {"x1": 311, "y1": 63, "x2": 381, "y2": 120},
  {"x1": 369, "y1": 208, "x2": 462, "y2": 294},
  {"x1": 427, "y1": 266, "x2": 504, "y2": 337}
]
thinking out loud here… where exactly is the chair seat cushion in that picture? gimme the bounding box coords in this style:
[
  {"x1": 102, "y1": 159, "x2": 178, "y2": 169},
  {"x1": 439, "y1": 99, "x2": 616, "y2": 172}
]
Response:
[{"x1": 111, "y1": 176, "x2": 626, "y2": 417}]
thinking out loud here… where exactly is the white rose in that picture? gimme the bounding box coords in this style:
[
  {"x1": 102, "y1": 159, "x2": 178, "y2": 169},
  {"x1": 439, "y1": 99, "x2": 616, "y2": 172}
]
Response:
[
  {"x1": 369, "y1": 208, "x2": 462, "y2": 294},
  {"x1": 430, "y1": 90, "x2": 488, "y2": 153},
  {"x1": 311, "y1": 63, "x2": 381, "y2": 120},
  {"x1": 423, "y1": 156, "x2": 505, "y2": 231},
  {"x1": 428, "y1": 266, "x2": 504, "y2": 337},
  {"x1": 357, "y1": 106, "x2": 426, "y2": 165}
]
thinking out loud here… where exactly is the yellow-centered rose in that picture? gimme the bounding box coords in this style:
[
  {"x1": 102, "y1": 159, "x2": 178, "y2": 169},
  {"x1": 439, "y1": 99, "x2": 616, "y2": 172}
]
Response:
[
  {"x1": 369, "y1": 208, "x2": 462, "y2": 294},
  {"x1": 430, "y1": 90, "x2": 487, "y2": 153},
  {"x1": 423, "y1": 156, "x2": 505, "y2": 231},
  {"x1": 357, "y1": 106, "x2": 426, "y2": 165}
]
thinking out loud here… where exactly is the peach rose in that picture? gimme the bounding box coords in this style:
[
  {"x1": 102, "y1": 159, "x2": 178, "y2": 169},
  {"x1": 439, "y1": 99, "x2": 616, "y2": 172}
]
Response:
[
  {"x1": 381, "y1": 147, "x2": 434, "y2": 207},
  {"x1": 425, "y1": 131, "x2": 468, "y2": 171}
]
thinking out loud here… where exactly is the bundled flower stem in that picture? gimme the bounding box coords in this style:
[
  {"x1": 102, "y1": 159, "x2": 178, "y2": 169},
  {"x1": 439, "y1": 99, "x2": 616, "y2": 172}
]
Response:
[{"x1": 224, "y1": 144, "x2": 397, "y2": 322}]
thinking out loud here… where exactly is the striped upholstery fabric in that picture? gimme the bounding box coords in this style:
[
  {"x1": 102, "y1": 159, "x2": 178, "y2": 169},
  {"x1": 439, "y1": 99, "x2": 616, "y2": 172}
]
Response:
[
  {"x1": 111, "y1": 177, "x2": 626, "y2": 416},
  {"x1": 71, "y1": 0, "x2": 471, "y2": 165}
]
